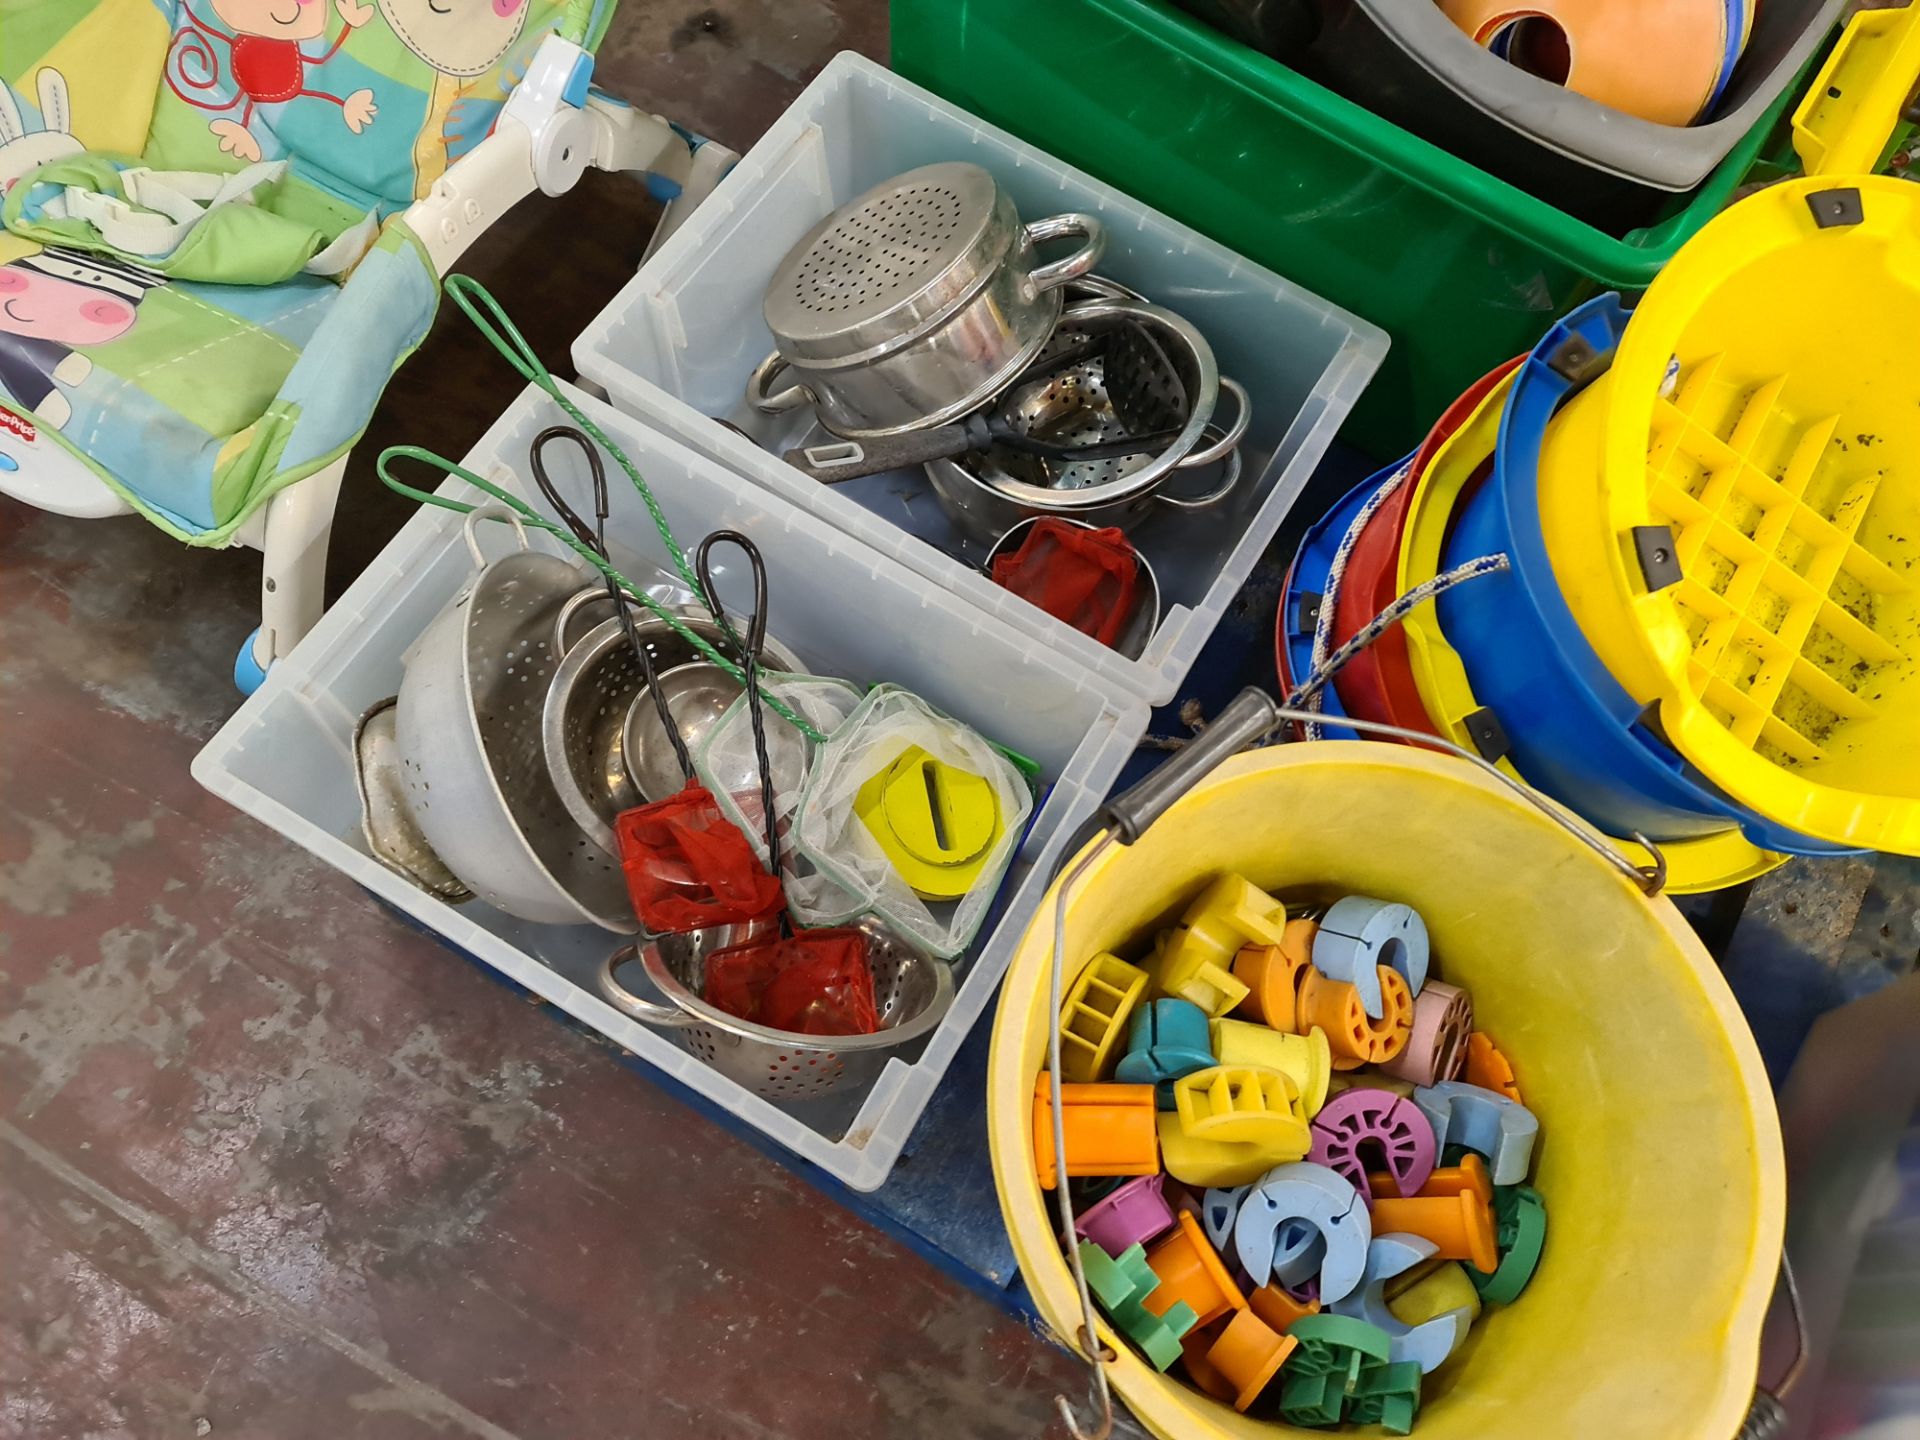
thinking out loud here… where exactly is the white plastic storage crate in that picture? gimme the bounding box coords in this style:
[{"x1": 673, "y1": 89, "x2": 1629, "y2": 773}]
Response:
[
  {"x1": 193, "y1": 381, "x2": 1147, "y2": 1192},
  {"x1": 574, "y1": 52, "x2": 1387, "y2": 707}
]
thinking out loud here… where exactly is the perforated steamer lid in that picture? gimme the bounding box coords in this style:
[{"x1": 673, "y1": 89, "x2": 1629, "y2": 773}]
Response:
[{"x1": 764, "y1": 162, "x2": 1029, "y2": 362}]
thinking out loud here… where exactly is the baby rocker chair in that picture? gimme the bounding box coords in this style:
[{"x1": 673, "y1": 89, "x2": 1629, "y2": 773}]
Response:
[{"x1": 0, "y1": 0, "x2": 734, "y2": 690}]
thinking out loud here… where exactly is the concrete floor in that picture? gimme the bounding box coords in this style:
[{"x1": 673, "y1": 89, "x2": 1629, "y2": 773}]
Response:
[{"x1": 0, "y1": 4, "x2": 1126, "y2": 1437}]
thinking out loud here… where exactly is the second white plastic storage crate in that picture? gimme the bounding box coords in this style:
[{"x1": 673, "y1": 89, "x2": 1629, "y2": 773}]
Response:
[
  {"x1": 574, "y1": 52, "x2": 1387, "y2": 707},
  {"x1": 192, "y1": 381, "x2": 1147, "y2": 1192}
]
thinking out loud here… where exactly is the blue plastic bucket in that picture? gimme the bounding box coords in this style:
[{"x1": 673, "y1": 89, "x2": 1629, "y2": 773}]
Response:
[{"x1": 1439, "y1": 296, "x2": 1860, "y2": 855}]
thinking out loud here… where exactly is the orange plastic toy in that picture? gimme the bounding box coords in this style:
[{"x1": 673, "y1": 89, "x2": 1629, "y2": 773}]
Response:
[
  {"x1": 1370, "y1": 1192, "x2": 1500, "y2": 1274},
  {"x1": 1249, "y1": 1282, "x2": 1321, "y2": 1334},
  {"x1": 1144, "y1": 1211, "x2": 1247, "y2": 1328},
  {"x1": 1298, "y1": 966, "x2": 1413, "y2": 1070},
  {"x1": 1180, "y1": 1322, "x2": 1238, "y2": 1403},
  {"x1": 1208, "y1": 1309, "x2": 1298, "y2": 1412},
  {"x1": 1369, "y1": 1153, "x2": 1493, "y2": 1204},
  {"x1": 1467, "y1": 1031, "x2": 1524, "y2": 1102},
  {"x1": 1031, "y1": 1074, "x2": 1159, "y2": 1189},
  {"x1": 1231, "y1": 941, "x2": 1308, "y2": 1029}
]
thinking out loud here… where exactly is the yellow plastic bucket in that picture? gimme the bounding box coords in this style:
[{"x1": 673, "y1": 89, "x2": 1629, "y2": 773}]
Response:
[
  {"x1": 1397, "y1": 370, "x2": 1784, "y2": 893},
  {"x1": 1538, "y1": 176, "x2": 1920, "y2": 854},
  {"x1": 989, "y1": 746, "x2": 1785, "y2": 1438}
]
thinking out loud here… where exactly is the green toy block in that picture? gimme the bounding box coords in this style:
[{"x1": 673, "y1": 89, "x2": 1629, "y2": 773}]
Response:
[
  {"x1": 1075, "y1": 1240, "x2": 1197, "y2": 1372},
  {"x1": 1351, "y1": 1359, "x2": 1424, "y2": 1435},
  {"x1": 1112, "y1": 1295, "x2": 1199, "y2": 1372},
  {"x1": 1473, "y1": 1185, "x2": 1548, "y2": 1305},
  {"x1": 1278, "y1": 1368, "x2": 1347, "y2": 1428}
]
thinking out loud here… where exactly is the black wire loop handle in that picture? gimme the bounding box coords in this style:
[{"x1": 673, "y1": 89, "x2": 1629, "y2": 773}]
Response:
[
  {"x1": 530, "y1": 425, "x2": 692, "y2": 786},
  {"x1": 695, "y1": 531, "x2": 782, "y2": 881}
]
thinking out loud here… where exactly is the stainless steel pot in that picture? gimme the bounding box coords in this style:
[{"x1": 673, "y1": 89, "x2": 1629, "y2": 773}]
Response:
[
  {"x1": 922, "y1": 301, "x2": 1252, "y2": 540},
  {"x1": 746, "y1": 161, "x2": 1104, "y2": 438}
]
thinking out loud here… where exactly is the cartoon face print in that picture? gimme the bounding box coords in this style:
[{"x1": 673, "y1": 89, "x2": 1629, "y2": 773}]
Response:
[
  {"x1": 0, "y1": 68, "x2": 83, "y2": 194},
  {"x1": 0, "y1": 266, "x2": 137, "y2": 347},
  {"x1": 210, "y1": 0, "x2": 331, "y2": 42},
  {"x1": 377, "y1": 0, "x2": 530, "y2": 78}
]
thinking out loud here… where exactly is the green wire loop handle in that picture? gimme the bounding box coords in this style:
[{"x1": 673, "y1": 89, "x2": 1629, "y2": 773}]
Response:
[{"x1": 375, "y1": 274, "x2": 826, "y2": 745}]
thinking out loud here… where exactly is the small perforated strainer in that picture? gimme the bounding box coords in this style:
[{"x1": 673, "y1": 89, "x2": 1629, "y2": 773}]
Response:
[
  {"x1": 594, "y1": 915, "x2": 955, "y2": 1102},
  {"x1": 749, "y1": 161, "x2": 1105, "y2": 437}
]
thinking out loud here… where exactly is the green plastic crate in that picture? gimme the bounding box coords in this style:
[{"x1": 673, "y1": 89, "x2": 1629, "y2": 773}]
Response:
[{"x1": 890, "y1": 0, "x2": 1815, "y2": 456}]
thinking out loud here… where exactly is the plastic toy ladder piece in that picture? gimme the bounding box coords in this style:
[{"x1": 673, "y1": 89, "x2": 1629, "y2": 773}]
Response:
[
  {"x1": 1413, "y1": 1080, "x2": 1540, "y2": 1186},
  {"x1": 1308, "y1": 1088, "x2": 1438, "y2": 1204},
  {"x1": 1142, "y1": 1210, "x2": 1249, "y2": 1328},
  {"x1": 1057, "y1": 952, "x2": 1150, "y2": 1083},
  {"x1": 1297, "y1": 967, "x2": 1414, "y2": 1071},
  {"x1": 1311, "y1": 896, "x2": 1431, "y2": 1018},
  {"x1": 1211, "y1": 1019, "x2": 1333, "y2": 1119},
  {"x1": 1076, "y1": 1173, "x2": 1179, "y2": 1258},
  {"x1": 1202, "y1": 1185, "x2": 1251, "y2": 1254},
  {"x1": 1234, "y1": 1161, "x2": 1372, "y2": 1303},
  {"x1": 1369, "y1": 1191, "x2": 1500, "y2": 1274},
  {"x1": 1379, "y1": 978, "x2": 1473, "y2": 1088},
  {"x1": 1206, "y1": 1307, "x2": 1299, "y2": 1412},
  {"x1": 1158, "y1": 1110, "x2": 1309, "y2": 1189},
  {"x1": 1174, "y1": 1066, "x2": 1310, "y2": 1148},
  {"x1": 1466, "y1": 1030, "x2": 1523, "y2": 1102},
  {"x1": 1249, "y1": 1281, "x2": 1322, "y2": 1335},
  {"x1": 1473, "y1": 1185, "x2": 1548, "y2": 1304},
  {"x1": 1031, "y1": 1074, "x2": 1159, "y2": 1189},
  {"x1": 1114, "y1": 998, "x2": 1216, "y2": 1089},
  {"x1": 1350, "y1": 1358, "x2": 1424, "y2": 1436},
  {"x1": 1231, "y1": 938, "x2": 1309, "y2": 1031},
  {"x1": 1146, "y1": 928, "x2": 1253, "y2": 1018},
  {"x1": 1328, "y1": 1234, "x2": 1472, "y2": 1374},
  {"x1": 1388, "y1": 1261, "x2": 1484, "y2": 1331},
  {"x1": 1368, "y1": 1152, "x2": 1493, "y2": 1205}
]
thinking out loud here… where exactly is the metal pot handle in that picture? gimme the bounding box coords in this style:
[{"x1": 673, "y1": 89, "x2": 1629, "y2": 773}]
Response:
[
  {"x1": 1178, "y1": 377, "x2": 1251, "y2": 470},
  {"x1": 1026, "y1": 213, "x2": 1107, "y2": 294},
  {"x1": 461, "y1": 505, "x2": 531, "y2": 567},
  {"x1": 552, "y1": 584, "x2": 623, "y2": 657},
  {"x1": 745, "y1": 351, "x2": 815, "y2": 415},
  {"x1": 596, "y1": 945, "x2": 699, "y2": 1029},
  {"x1": 1154, "y1": 435, "x2": 1242, "y2": 512}
]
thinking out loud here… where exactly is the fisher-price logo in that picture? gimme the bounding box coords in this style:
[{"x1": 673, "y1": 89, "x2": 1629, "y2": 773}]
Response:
[{"x1": 0, "y1": 408, "x2": 35, "y2": 445}]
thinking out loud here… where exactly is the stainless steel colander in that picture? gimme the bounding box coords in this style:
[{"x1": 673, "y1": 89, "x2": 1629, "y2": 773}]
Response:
[
  {"x1": 541, "y1": 606, "x2": 805, "y2": 859},
  {"x1": 594, "y1": 916, "x2": 955, "y2": 1102},
  {"x1": 747, "y1": 161, "x2": 1104, "y2": 437}
]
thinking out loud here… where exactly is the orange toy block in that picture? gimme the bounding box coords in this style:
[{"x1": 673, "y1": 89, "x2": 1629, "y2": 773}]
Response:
[
  {"x1": 1031, "y1": 1074, "x2": 1158, "y2": 1190},
  {"x1": 1143, "y1": 1210, "x2": 1247, "y2": 1328},
  {"x1": 1207, "y1": 1308, "x2": 1298, "y2": 1412},
  {"x1": 1368, "y1": 1153, "x2": 1493, "y2": 1205},
  {"x1": 1248, "y1": 1283, "x2": 1321, "y2": 1334},
  {"x1": 1370, "y1": 1191, "x2": 1500, "y2": 1274},
  {"x1": 1231, "y1": 941, "x2": 1309, "y2": 1029},
  {"x1": 1179, "y1": 1321, "x2": 1238, "y2": 1403},
  {"x1": 1297, "y1": 966, "x2": 1413, "y2": 1070},
  {"x1": 1467, "y1": 1031, "x2": 1524, "y2": 1102}
]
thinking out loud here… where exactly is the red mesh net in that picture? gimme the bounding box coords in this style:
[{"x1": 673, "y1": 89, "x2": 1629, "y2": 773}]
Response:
[
  {"x1": 703, "y1": 927, "x2": 879, "y2": 1036},
  {"x1": 614, "y1": 784, "x2": 786, "y2": 935},
  {"x1": 989, "y1": 519, "x2": 1140, "y2": 647}
]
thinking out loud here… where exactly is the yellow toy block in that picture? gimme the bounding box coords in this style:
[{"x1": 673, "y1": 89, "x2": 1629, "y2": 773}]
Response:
[
  {"x1": 1182, "y1": 874, "x2": 1290, "y2": 951},
  {"x1": 1157, "y1": 1105, "x2": 1312, "y2": 1189},
  {"x1": 1058, "y1": 953, "x2": 1150, "y2": 1083},
  {"x1": 1173, "y1": 1067, "x2": 1311, "y2": 1148},
  {"x1": 1388, "y1": 1261, "x2": 1484, "y2": 1333},
  {"x1": 1146, "y1": 930, "x2": 1252, "y2": 1017},
  {"x1": 1210, "y1": 1020, "x2": 1332, "y2": 1120}
]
